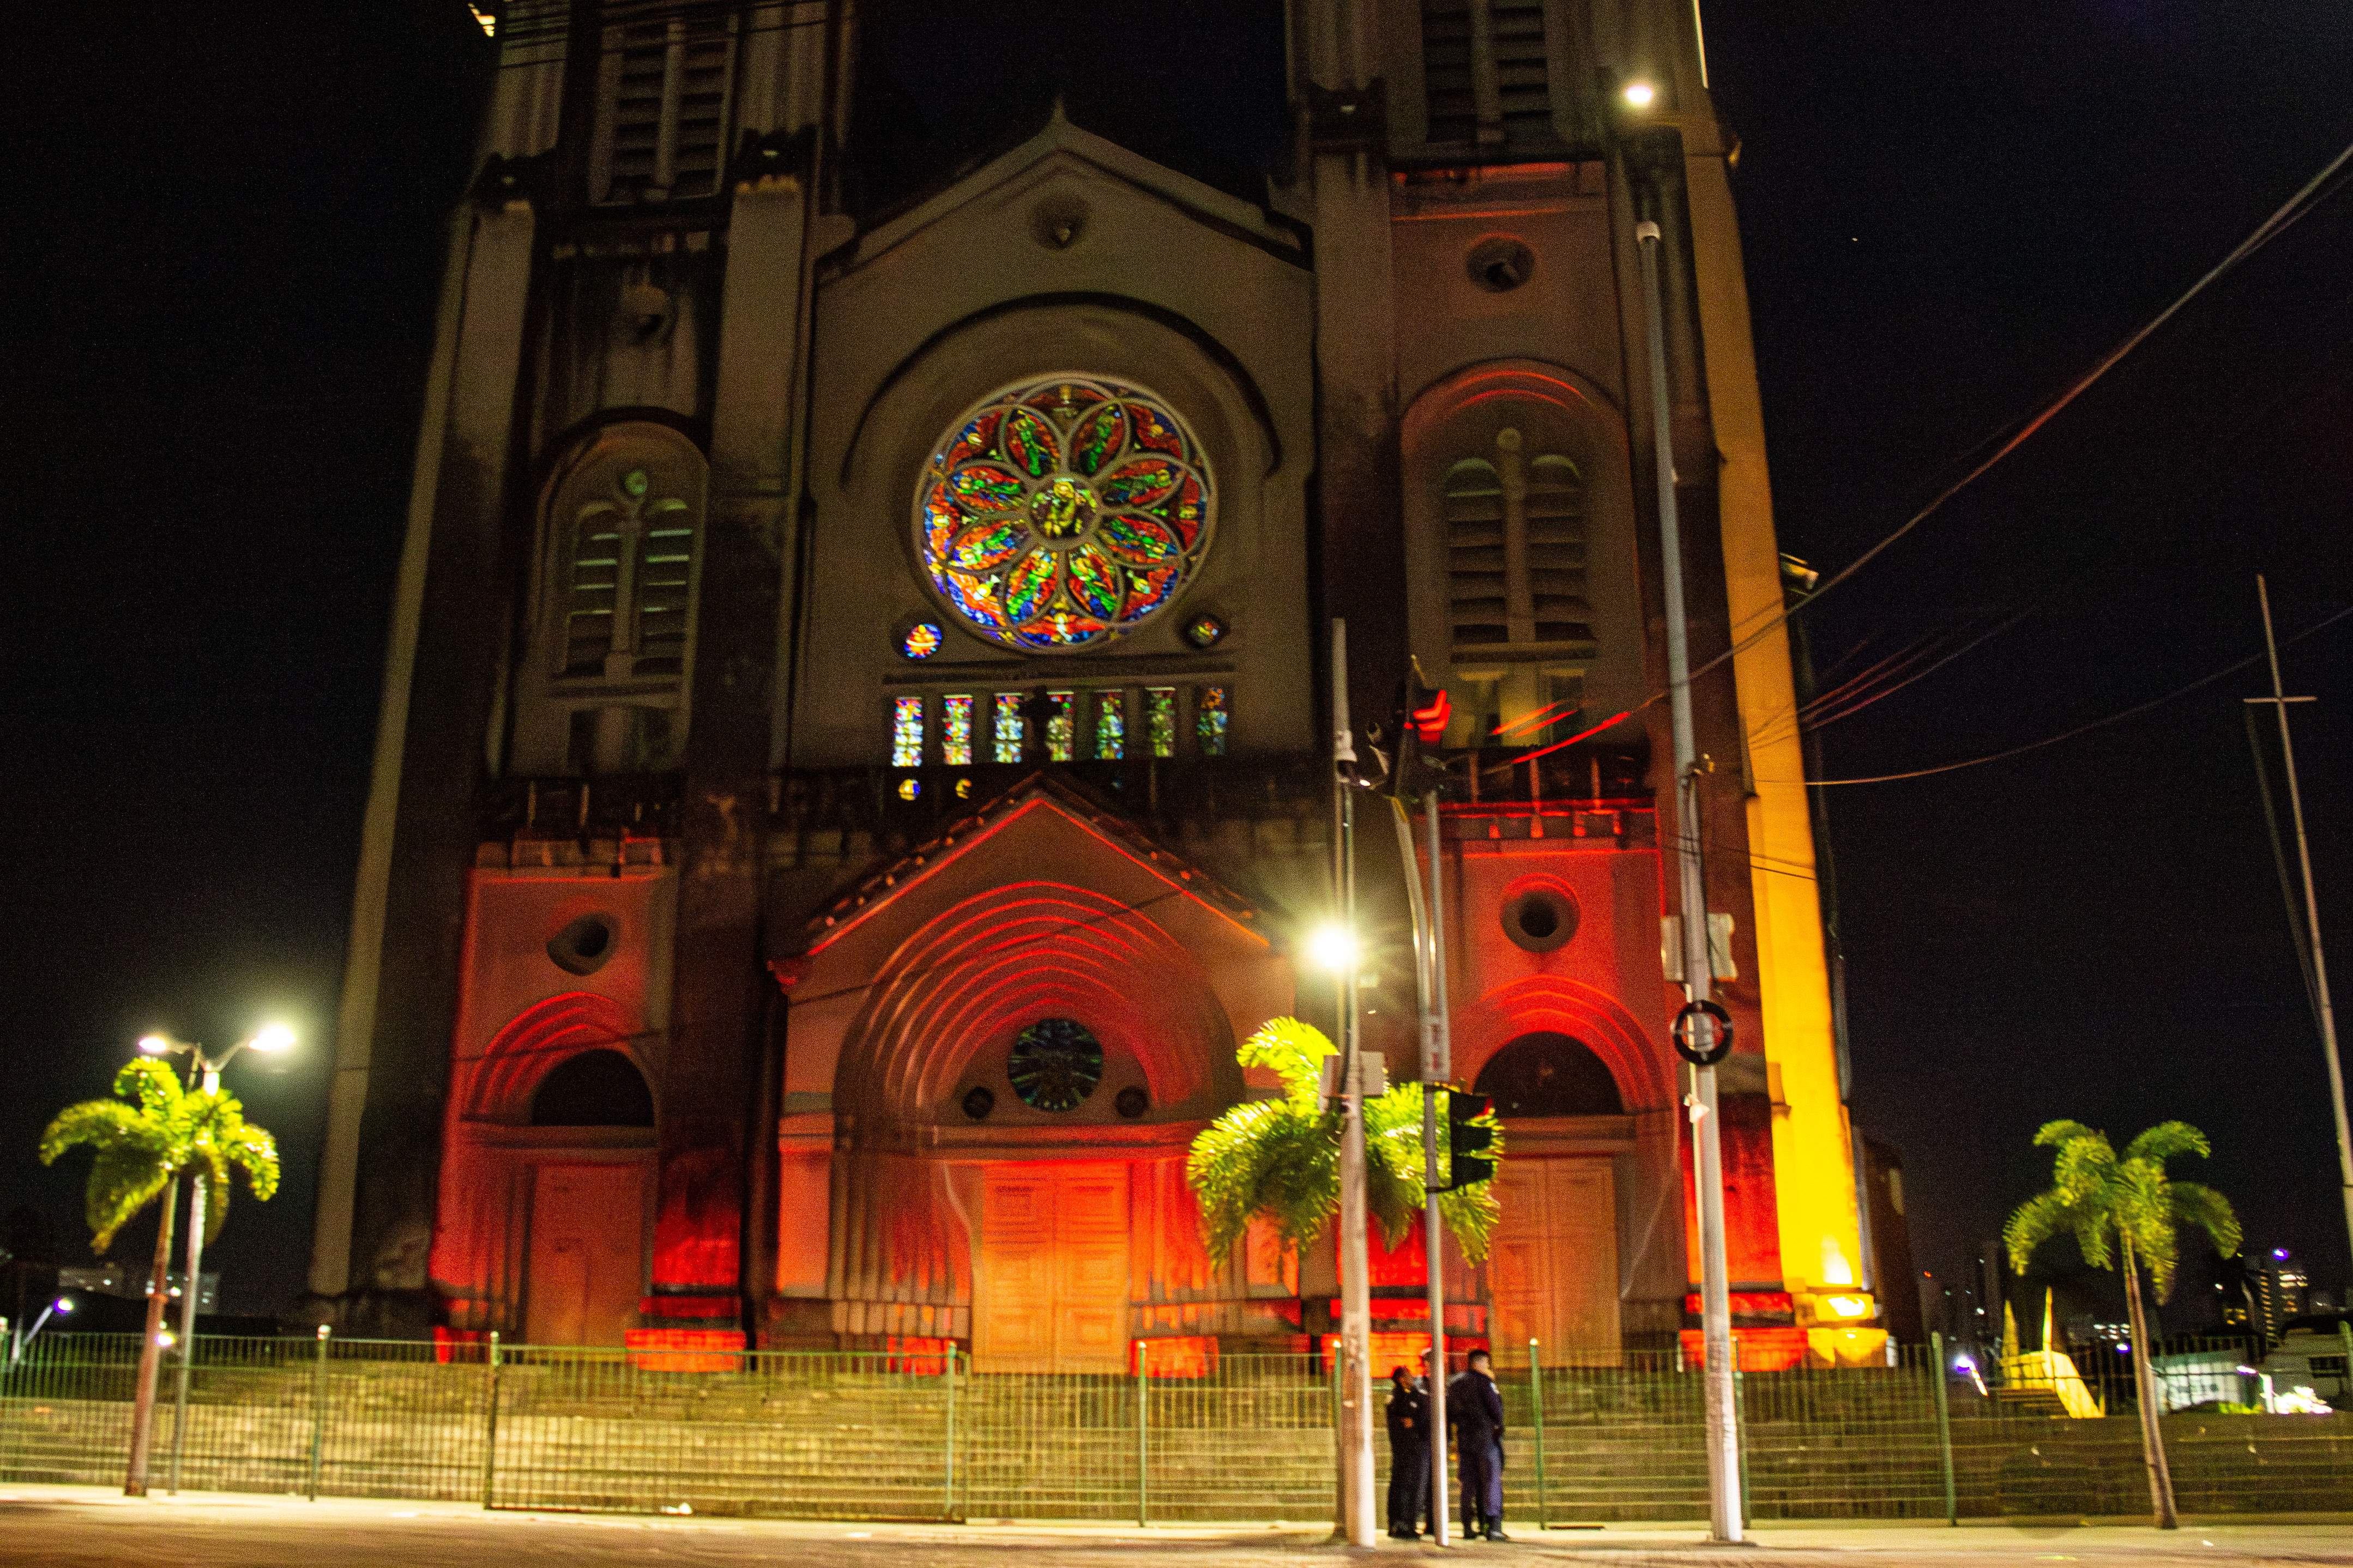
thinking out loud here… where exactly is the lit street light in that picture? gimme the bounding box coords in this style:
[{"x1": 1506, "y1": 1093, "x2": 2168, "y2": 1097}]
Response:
[
  {"x1": 9, "y1": 1295, "x2": 74, "y2": 1366},
  {"x1": 1305, "y1": 924, "x2": 1358, "y2": 976},
  {"x1": 137, "y1": 1026, "x2": 294, "y2": 1494}
]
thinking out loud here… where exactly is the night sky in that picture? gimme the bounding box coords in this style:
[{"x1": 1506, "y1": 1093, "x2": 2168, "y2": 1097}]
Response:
[{"x1": 5, "y1": 1, "x2": 2348, "y2": 1329}]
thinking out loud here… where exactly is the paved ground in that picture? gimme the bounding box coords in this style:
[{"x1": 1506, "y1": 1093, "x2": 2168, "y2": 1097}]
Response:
[{"x1": 0, "y1": 1486, "x2": 2348, "y2": 1567}]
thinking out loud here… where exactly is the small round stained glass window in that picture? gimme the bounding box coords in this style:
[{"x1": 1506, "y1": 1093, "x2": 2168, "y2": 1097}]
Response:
[
  {"x1": 1007, "y1": 1018, "x2": 1105, "y2": 1112},
  {"x1": 915, "y1": 377, "x2": 1214, "y2": 652},
  {"x1": 900, "y1": 621, "x2": 943, "y2": 659}
]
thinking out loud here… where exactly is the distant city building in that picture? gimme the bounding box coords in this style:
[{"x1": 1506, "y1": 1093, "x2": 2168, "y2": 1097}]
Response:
[
  {"x1": 56, "y1": 1264, "x2": 217, "y2": 1313},
  {"x1": 1859, "y1": 1137, "x2": 1920, "y2": 1343},
  {"x1": 2258, "y1": 1251, "x2": 2310, "y2": 1341},
  {"x1": 2220, "y1": 1248, "x2": 2315, "y2": 1344}
]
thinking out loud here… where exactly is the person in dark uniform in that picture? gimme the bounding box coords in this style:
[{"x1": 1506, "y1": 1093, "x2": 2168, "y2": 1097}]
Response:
[
  {"x1": 1384, "y1": 1365, "x2": 1429, "y2": 1538},
  {"x1": 1447, "y1": 1347, "x2": 1509, "y2": 1541}
]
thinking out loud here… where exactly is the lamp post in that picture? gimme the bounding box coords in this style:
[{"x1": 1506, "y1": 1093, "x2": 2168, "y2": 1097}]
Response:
[
  {"x1": 1634, "y1": 203, "x2": 1743, "y2": 1540},
  {"x1": 1324, "y1": 618, "x2": 1378, "y2": 1548},
  {"x1": 137, "y1": 1025, "x2": 293, "y2": 1494},
  {"x1": 10, "y1": 1295, "x2": 74, "y2": 1366}
]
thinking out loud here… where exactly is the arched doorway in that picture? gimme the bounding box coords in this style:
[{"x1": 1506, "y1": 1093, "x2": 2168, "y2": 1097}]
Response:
[
  {"x1": 1475, "y1": 1032, "x2": 1627, "y2": 1358},
  {"x1": 525, "y1": 1049, "x2": 656, "y2": 1347}
]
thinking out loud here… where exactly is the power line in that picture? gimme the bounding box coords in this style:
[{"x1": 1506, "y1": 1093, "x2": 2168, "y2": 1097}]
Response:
[
  {"x1": 1698, "y1": 130, "x2": 2353, "y2": 688},
  {"x1": 1797, "y1": 601, "x2": 2353, "y2": 787}
]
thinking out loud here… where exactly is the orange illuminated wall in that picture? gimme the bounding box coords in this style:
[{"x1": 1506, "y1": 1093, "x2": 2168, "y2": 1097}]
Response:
[
  {"x1": 625, "y1": 1328, "x2": 747, "y2": 1372},
  {"x1": 1681, "y1": 1092, "x2": 1784, "y2": 1288}
]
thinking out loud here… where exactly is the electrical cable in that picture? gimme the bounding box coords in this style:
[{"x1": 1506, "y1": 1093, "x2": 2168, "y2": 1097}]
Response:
[
  {"x1": 1799, "y1": 600, "x2": 2353, "y2": 786},
  {"x1": 1793, "y1": 606, "x2": 2037, "y2": 737},
  {"x1": 1698, "y1": 131, "x2": 2353, "y2": 684}
]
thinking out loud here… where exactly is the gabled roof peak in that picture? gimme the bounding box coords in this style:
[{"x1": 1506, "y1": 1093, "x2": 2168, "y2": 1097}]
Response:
[{"x1": 794, "y1": 773, "x2": 1261, "y2": 956}]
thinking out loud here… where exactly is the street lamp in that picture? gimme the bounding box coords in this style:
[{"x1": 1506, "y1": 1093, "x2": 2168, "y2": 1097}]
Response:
[
  {"x1": 137, "y1": 1026, "x2": 294, "y2": 1493},
  {"x1": 1324, "y1": 620, "x2": 1378, "y2": 1548},
  {"x1": 1306, "y1": 924, "x2": 1359, "y2": 975},
  {"x1": 10, "y1": 1296, "x2": 74, "y2": 1366},
  {"x1": 1623, "y1": 80, "x2": 1657, "y2": 108}
]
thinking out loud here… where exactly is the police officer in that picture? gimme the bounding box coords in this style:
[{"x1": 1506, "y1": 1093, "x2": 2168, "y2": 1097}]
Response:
[
  {"x1": 1384, "y1": 1365, "x2": 1429, "y2": 1538},
  {"x1": 1446, "y1": 1347, "x2": 1508, "y2": 1541}
]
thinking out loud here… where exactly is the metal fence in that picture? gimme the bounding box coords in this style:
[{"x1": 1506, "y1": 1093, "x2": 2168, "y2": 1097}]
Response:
[{"x1": 3, "y1": 1333, "x2": 2347, "y2": 1523}]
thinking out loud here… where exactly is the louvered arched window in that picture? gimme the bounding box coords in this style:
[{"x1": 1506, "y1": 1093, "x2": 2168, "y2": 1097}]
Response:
[
  {"x1": 511, "y1": 422, "x2": 707, "y2": 777},
  {"x1": 562, "y1": 463, "x2": 697, "y2": 677},
  {"x1": 546, "y1": 425, "x2": 704, "y2": 682},
  {"x1": 1445, "y1": 428, "x2": 1588, "y2": 656}
]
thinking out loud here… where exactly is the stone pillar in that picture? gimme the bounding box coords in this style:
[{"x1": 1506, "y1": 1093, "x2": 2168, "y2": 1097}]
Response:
[
  {"x1": 1298, "y1": 2, "x2": 1406, "y2": 770},
  {"x1": 315, "y1": 174, "x2": 539, "y2": 1331},
  {"x1": 643, "y1": 166, "x2": 812, "y2": 1334}
]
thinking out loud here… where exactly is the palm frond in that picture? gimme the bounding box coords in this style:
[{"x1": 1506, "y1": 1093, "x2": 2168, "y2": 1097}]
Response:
[
  {"x1": 2032, "y1": 1119, "x2": 2103, "y2": 1149},
  {"x1": 2168, "y1": 1182, "x2": 2241, "y2": 1260},
  {"x1": 86, "y1": 1143, "x2": 174, "y2": 1255},
  {"x1": 222, "y1": 1122, "x2": 281, "y2": 1201},
  {"x1": 1235, "y1": 1017, "x2": 1335, "y2": 1101},
  {"x1": 1436, "y1": 1177, "x2": 1501, "y2": 1264},
  {"x1": 38, "y1": 1099, "x2": 145, "y2": 1165},
  {"x1": 2125, "y1": 1121, "x2": 2210, "y2": 1165},
  {"x1": 2003, "y1": 1190, "x2": 2076, "y2": 1275},
  {"x1": 2050, "y1": 1129, "x2": 2117, "y2": 1207},
  {"x1": 116, "y1": 1057, "x2": 189, "y2": 1119},
  {"x1": 1186, "y1": 1096, "x2": 1338, "y2": 1257},
  {"x1": 1188, "y1": 1018, "x2": 1510, "y2": 1266}
]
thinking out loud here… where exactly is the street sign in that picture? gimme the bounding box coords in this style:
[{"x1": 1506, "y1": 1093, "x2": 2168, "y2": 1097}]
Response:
[{"x1": 1672, "y1": 1000, "x2": 1734, "y2": 1066}]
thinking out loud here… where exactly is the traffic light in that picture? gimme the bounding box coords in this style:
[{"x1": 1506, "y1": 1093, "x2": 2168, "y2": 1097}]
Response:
[
  {"x1": 1444, "y1": 1089, "x2": 1496, "y2": 1190},
  {"x1": 1391, "y1": 661, "x2": 1452, "y2": 797},
  {"x1": 1403, "y1": 664, "x2": 1451, "y2": 746}
]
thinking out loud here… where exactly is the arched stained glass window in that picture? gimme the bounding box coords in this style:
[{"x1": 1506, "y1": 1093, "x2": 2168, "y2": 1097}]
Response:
[{"x1": 914, "y1": 377, "x2": 1214, "y2": 652}]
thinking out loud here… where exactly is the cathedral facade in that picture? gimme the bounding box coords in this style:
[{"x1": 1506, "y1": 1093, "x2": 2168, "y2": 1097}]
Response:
[{"x1": 306, "y1": 0, "x2": 1888, "y2": 1370}]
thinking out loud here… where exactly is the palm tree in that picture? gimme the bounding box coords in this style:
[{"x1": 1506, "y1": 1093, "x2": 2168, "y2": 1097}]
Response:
[
  {"x1": 2004, "y1": 1119, "x2": 2239, "y2": 1530},
  {"x1": 1186, "y1": 1016, "x2": 1503, "y2": 1264},
  {"x1": 38, "y1": 1058, "x2": 279, "y2": 1496}
]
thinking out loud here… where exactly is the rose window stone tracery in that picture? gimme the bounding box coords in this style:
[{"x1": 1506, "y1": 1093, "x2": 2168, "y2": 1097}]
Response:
[{"x1": 915, "y1": 377, "x2": 1213, "y2": 652}]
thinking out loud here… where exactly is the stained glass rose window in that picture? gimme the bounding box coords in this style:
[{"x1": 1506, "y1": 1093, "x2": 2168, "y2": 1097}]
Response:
[
  {"x1": 915, "y1": 377, "x2": 1212, "y2": 652},
  {"x1": 1008, "y1": 1019, "x2": 1105, "y2": 1112}
]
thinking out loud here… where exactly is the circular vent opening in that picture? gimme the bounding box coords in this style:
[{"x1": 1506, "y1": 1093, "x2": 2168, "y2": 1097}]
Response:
[
  {"x1": 1467, "y1": 236, "x2": 1537, "y2": 293},
  {"x1": 1501, "y1": 889, "x2": 1577, "y2": 953},
  {"x1": 547, "y1": 914, "x2": 619, "y2": 976}
]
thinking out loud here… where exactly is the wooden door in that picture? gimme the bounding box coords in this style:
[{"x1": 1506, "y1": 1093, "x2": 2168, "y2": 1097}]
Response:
[
  {"x1": 526, "y1": 1163, "x2": 645, "y2": 1347},
  {"x1": 1489, "y1": 1158, "x2": 1620, "y2": 1357},
  {"x1": 975, "y1": 1171, "x2": 1057, "y2": 1369},
  {"x1": 975, "y1": 1163, "x2": 1131, "y2": 1372}
]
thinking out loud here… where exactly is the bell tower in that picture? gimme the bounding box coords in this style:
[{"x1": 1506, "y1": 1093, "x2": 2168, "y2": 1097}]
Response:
[{"x1": 1294, "y1": 0, "x2": 1874, "y2": 1359}]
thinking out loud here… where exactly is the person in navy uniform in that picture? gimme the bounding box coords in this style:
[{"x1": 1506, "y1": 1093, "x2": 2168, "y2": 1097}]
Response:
[
  {"x1": 1384, "y1": 1364, "x2": 1430, "y2": 1538},
  {"x1": 1446, "y1": 1347, "x2": 1509, "y2": 1540}
]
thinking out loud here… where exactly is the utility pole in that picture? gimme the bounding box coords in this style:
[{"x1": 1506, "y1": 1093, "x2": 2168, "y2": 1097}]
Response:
[
  {"x1": 1391, "y1": 770, "x2": 1454, "y2": 1549},
  {"x1": 1420, "y1": 788, "x2": 1453, "y2": 1548},
  {"x1": 1637, "y1": 214, "x2": 1743, "y2": 1544},
  {"x1": 168, "y1": 1057, "x2": 225, "y2": 1495},
  {"x1": 2248, "y1": 576, "x2": 2353, "y2": 1261},
  {"x1": 1330, "y1": 620, "x2": 1377, "y2": 1548}
]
